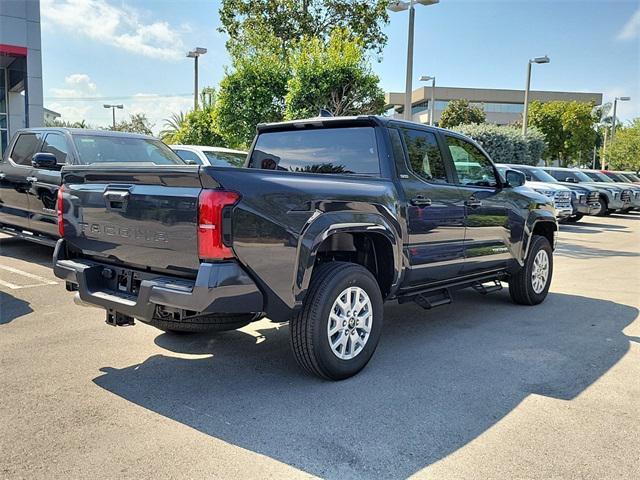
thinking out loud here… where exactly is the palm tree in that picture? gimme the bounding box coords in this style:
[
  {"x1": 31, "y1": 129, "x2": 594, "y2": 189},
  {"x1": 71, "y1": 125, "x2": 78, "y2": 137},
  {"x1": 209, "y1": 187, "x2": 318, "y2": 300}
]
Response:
[{"x1": 160, "y1": 112, "x2": 186, "y2": 143}]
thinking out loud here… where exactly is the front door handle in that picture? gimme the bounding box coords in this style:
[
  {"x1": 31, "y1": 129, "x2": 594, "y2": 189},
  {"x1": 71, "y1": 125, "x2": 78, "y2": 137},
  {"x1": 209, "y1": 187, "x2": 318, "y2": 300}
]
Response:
[
  {"x1": 465, "y1": 197, "x2": 482, "y2": 208},
  {"x1": 26, "y1": 176, "x2": 38, "y2": 183},
  {"x1": 411, "y1": 195, "x2": 432, "y2": 207}
]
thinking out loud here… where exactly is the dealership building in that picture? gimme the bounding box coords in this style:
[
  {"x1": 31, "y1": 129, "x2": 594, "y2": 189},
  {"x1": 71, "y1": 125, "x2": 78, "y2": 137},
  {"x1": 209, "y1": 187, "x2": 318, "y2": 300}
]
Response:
[
  {"x1": 1, "y1": 0, "x2": 43, "y2": 157},
  {"x1": 385, "y1": 86, "x2": 603, "y2": 125}
]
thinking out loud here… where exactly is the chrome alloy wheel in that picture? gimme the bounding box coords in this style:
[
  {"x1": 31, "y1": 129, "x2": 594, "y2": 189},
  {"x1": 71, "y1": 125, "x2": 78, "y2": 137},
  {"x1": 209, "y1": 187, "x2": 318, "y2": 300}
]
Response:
[
  {"x1": 531, "y1": 250, "x2": 549, "y2": 294},
  {"x1": 327, "y1": 286, "x2": 373, "y2": 360}
]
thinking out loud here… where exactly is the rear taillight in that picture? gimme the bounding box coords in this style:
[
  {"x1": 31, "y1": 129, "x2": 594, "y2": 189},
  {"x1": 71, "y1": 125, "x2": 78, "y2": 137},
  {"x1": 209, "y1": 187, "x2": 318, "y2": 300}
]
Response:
[
  {"x1": 57, "y1": 186, "x2": 65, "y2": 237},
  {"x1": 197, "y1": 190, "x2": 240, "y2": 260}
]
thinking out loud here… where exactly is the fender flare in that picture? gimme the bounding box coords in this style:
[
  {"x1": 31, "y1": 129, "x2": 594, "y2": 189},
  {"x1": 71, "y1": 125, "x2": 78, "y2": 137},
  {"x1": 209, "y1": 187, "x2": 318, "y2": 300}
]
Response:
[
  {"x1": 293, "y1": 210, "x2": 402, "y2": 305},
  {"x1": 520, "y1": 213, "x2": 558, "y2": 265}
]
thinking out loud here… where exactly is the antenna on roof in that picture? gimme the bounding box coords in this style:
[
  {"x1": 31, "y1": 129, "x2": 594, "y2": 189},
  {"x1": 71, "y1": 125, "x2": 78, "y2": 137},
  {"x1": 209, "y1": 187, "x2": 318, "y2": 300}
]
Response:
[{"x1": 319, "y1": 109, "x2": 333, "y2": 117}]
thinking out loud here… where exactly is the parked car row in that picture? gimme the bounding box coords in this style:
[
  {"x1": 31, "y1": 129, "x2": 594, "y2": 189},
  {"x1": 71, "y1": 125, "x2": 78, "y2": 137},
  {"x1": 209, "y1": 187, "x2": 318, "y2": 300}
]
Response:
[
  {"x1": 496, "y1": 163, "x2": 639, "y2": 222},
  {"x1": 0, "y1": 122, "x2": 637, "y2": 379}
]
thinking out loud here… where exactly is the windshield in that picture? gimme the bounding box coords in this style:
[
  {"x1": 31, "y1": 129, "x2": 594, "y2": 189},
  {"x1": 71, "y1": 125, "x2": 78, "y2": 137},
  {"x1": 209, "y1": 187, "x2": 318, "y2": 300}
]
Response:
[
  {"x1": 203, "y1": 150, "x2": 246, "y2": 168},
  {"x1": 515, "y1": 167, "x2": 558, "y2": 183},
  {"x1": 605, "y1": 172, "x2": 628, "y2": 182},
  {"x1": 584, "y1": 171, "x2": 614, "y2": 182},
  {"x1": 572, "y1": 170, "x2": 593, "y2": 182},
  {"x1": 73, "y1": 135, "x2": 185, "y2": 165},
  {"x1": 622, "y1": 173, "x2": 640, "y2": 182}
]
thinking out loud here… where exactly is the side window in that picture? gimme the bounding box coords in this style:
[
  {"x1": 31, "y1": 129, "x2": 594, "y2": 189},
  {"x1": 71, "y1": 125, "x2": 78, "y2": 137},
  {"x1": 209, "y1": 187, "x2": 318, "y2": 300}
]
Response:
[
  {"x1": 10, "y1": 133, "x2": 41, "y2": 166},
  {"x1": 173, "y1": 149, "x2": 203, "y2": 165},
  {"x1": 445, "y1": 136, "x2": 498, "y2": 187},
  {"x1": 42, "y1": 133, "x2": 68, "y2": 165},
  {"x1": 400, "y1": 128, "x2": 448, "y2": 183}
]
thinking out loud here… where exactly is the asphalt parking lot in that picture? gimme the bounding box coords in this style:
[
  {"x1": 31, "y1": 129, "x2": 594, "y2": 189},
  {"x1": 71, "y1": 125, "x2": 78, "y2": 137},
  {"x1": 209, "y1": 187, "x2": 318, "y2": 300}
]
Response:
[{"x1": 1, "y1": 214, "x2": 639, "y2": 479}]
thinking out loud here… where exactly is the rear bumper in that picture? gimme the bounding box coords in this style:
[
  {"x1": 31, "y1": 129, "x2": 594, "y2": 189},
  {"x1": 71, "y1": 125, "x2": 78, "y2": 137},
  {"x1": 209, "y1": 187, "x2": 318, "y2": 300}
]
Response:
[{"x1": 53, "y1": 240, "x2": 263, "y2": 321}]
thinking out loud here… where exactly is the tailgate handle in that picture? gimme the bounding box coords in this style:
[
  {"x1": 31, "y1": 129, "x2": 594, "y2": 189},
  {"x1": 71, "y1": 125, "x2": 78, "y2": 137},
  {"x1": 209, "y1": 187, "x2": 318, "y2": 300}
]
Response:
[{"x1": 103, "y1": 190, "x2": 130, "y2": 210}]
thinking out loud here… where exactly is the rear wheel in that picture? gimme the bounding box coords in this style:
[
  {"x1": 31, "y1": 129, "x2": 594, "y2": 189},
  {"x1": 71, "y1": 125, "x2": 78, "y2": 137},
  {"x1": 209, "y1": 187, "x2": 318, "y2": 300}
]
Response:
[
  {"x1": 290, "y1": 262, "x2": 383, "y2": 380},
  {"x1": 509, "y1": 235, "x2": 553, "y2": 306},
  {"x1": 144, "y1": 313, "x2": 262, "y2": 334}
]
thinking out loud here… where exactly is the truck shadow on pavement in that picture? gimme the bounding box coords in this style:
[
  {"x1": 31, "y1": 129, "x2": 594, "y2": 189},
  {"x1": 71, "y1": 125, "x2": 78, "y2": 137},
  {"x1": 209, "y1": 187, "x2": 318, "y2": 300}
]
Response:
[
  {"x1": 0, "y1": 237, "x2": 54, "y2": 267},
  {"x1": 94, "y1": 291, "x2": 637, "y2": 479},
  {"x1": 0, "y1": 291, "x2": 33, "y2": 325}
]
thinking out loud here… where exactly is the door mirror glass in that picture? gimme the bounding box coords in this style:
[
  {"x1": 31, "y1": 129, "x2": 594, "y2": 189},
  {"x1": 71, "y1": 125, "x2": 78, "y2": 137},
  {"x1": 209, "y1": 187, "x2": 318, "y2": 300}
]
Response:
[
  {"x1": 31, "y1": 152, "x2": 58, "y2": 170},
  {"x1": 505, "y1": 169, "x2": 526, "y2": 187}
]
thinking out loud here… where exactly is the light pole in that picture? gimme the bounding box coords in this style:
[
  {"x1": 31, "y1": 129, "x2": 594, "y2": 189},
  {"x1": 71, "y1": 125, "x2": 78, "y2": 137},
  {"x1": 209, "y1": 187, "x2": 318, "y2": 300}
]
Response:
[
  {"x1": 522, "y1": 55, "x2": 550, "y2": 136},
  {"x1": 103, "y1": 104, "x2": 123, "y2": 129},
  {"x1": 611, "y1": 96, "x2": 630, "y2": 142},
  {"x1": 388, "y1": 0, "x2": 439, "y2": 121},
  {"x1": 419, "y1": 75, "x2": 435, "y2": 125},
  {"x1": 187, "y1": 47, "x2": 207, "y2": 110}
]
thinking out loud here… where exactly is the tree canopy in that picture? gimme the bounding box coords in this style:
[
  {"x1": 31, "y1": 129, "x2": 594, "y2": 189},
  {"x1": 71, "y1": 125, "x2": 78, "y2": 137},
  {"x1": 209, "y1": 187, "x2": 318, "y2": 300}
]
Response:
[
  {"x1": 527, "y1": 100, "x2": 597, "y2": 167},
  {"x1": 109, "y1": 113, "x2": 154, "y2": 135},
  {"x1": 605, "y1": 119, "x2": 640, "y2": 172},
  {"x1": 218, "y1": 0, "x2": 390, "y2": 56},
  {"x1": 284, "y1": 29, "x2": 385, "y2": 119},
  {"x1": 439, "y1": 100, "x2": 486, "y2": 128},
  {"x1": 213, "y1": 49, "x2": 290, "y2": 148}
]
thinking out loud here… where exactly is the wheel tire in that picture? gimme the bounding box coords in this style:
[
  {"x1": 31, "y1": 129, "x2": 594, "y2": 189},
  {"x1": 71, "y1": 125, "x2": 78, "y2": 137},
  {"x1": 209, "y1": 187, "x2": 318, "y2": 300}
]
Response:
[
  {"x1": 290, "y1": 262, "x2": 384, "y2": 380},
  {"x1": 565, "y1": 213, "x2": 583, "y2": 223},
  {"x1": 509, "y1": 235, "x2": 553, "y2": 306},
  {"x1": 144, "y1": 313, "x2": 262, "y2": 334},
  {"x1": 596, "y1": 196, "x2": 609, "y2": 216}
]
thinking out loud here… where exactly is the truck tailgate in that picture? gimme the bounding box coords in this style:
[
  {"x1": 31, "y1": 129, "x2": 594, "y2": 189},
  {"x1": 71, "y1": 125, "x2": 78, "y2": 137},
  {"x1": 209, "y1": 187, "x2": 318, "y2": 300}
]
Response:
[{"x1": 62, "y1": 166, "x2": 210, "y2": 273}]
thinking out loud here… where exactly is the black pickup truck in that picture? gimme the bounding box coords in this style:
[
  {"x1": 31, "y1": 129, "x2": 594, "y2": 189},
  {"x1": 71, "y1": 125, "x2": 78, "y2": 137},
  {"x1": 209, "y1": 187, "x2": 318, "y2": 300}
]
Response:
[
  {"x1": 53, "y1": 116, "x2": 558, "y2": 379},
  {"x1": 0, "y1": 128, "x2": 184, "y2": 244}
]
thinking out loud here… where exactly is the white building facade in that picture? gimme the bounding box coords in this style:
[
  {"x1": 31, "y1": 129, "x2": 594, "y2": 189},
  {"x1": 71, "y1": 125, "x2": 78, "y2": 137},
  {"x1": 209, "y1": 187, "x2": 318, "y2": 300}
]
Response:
[{"x1": 0, "y1": 0, "x2": 43, "y2": 157}]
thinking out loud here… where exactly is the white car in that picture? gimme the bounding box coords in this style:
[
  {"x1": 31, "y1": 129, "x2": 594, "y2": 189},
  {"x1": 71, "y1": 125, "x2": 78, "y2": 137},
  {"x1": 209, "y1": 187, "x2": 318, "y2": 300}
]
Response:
[
  {"x1": 496, "y1": 164, "x2": 573, "y2": 219},
  {"x1": 170, "y1": 145, "x2": 247, "y2": 167}
]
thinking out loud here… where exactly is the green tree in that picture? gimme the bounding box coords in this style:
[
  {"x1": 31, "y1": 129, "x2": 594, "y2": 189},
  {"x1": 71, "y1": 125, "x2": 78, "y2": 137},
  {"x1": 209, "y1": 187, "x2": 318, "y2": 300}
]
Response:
[
  {"x1": 605, "y1": 119, "x2": 640, "y2": 172},
  {"x1": 527, "y1": 100, "x2": 597, "y2": 166},
  {"x1": 284, "y1": 29, "x2": 385, "y2": 119},
  {"x1": 44, "y1": 118, "x2": 89, "y2": 128},
  {"x1": 160, "y1": 112, "x2": 186, "y2": 144},
  {"x1": 219, "y1": 0, "x2": 390, "y2": 56},
  {"x1": 439, "y1": 99, "x2": 486, "y2": 128},
  {"x1": 454, "y1": 123, "x2": 546, "y2": 165},
  {"x1": 109, "y1": 113, "x2": 154, "y2": 135},
  {"x1": 213, "y1": 49, "x2": 290, "y2": 148}
]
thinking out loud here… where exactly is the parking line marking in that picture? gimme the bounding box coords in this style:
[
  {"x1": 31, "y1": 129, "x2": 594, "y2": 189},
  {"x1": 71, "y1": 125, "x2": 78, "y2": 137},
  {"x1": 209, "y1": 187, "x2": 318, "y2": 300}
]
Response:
[{"x1": 0, "y1": 265, "x2": 57, "y2": 289}]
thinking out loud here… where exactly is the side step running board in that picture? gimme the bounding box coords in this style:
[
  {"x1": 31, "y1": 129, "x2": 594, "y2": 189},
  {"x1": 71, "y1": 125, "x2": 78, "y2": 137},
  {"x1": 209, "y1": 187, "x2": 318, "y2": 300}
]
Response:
[
  {"x1": 472, "y1": 280, "x2": 503, "y2": 295},
  {"x1": 398, "y1": 288, "x2": 452, "y2": 310}
]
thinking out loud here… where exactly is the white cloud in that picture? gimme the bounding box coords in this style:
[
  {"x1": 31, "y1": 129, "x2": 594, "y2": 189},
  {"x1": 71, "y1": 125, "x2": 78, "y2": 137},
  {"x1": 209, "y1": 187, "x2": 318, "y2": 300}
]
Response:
[
  {"x1": 41, "y1": 0, "x2": 186, "y2": 60},
  {"x1": 47, "y1": 74, "x2": 192, "y2": 133},
  {"x1": 617, "y1": 5, "x2": 640, "y2": 40}
]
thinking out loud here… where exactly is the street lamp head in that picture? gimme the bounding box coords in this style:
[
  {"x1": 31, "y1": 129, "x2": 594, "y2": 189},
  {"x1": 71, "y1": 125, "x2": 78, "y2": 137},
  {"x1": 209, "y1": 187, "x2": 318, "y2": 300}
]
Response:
[
  {"x1": 194, "y1": 47, "x2": 207, "y2": 55},
  {"x1": 531, "y1": 55, "x2": 550, "y2": 64},
  {"x1": 388, "y1": 0, "x2": 439, "y2": 11},
  {"x1": 186, "y1": 51, "x2": 197, "y2": 58},
  {"x1": 115, "y1": 104, "x2": 123, "y2": 109},
  {"x1": 617, "y1": 96, "x2": 631, "y2": 101},
  {"x1": 419, "y1": 75, "x2": 434, "y2": 82}
]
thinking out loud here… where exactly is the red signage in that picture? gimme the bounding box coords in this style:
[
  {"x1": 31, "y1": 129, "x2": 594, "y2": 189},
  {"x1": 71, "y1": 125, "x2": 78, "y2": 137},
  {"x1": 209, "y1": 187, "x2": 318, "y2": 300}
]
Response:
[{"x1": 0, "y1": 44, "x2": 28, "y2": 57}]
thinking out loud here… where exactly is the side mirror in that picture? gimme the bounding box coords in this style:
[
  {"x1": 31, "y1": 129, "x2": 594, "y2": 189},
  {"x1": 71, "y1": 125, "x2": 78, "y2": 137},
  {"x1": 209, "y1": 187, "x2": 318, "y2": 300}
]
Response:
[
  {"x1": 32, "y1": 152, "x2": 58, "y2": 170},
  {"x1": 564, "y1": 177, "x2": 577, "y2": 183},
  {"x1": 505, "y1": 169, "x2": 526, "y2": 188}
]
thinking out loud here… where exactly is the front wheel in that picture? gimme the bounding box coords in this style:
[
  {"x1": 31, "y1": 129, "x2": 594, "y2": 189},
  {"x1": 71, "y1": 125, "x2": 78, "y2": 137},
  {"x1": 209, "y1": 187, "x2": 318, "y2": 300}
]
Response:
[
  {"x1": 509, "y1": 235, "x2": 553, "y2": 305},
  {"x1": 290, "y1": 262, "x2": 384, "y2": 380}
]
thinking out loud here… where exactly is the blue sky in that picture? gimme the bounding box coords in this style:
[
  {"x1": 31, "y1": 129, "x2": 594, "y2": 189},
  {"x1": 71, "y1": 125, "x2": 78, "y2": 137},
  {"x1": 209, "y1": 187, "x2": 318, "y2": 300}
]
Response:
[{"x1": 41, "y1": 0, "x2": 640, "y2": 132}]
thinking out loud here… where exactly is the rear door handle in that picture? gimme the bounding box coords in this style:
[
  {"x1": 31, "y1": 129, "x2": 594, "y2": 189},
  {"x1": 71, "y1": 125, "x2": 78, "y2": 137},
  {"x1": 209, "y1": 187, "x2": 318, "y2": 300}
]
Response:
[
  {"x1": 465, "y1": 197, "x2": 482, "y2": 208},
  {"x1": 26, "y1": 176, "x2": 38, "y2": 183},
  {"x1": 410, "y1": 196, "x2": 432, "y2": 207}
]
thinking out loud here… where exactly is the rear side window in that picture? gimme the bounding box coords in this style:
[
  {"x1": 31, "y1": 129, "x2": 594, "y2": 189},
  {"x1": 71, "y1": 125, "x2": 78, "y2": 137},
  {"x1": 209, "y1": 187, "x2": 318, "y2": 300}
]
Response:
[
  {"x1": 173, "y1": 149, "x2": 203, "y2": 165},
  {"x1": 10, "y1": 133, "x2": 42, "y2": 166},
  {"x1": 249, "y1": 127, "x2": 379, "y2": 175},
  {"x1": 400, "y1": 128, "x2": 448, "y2": 183}
]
